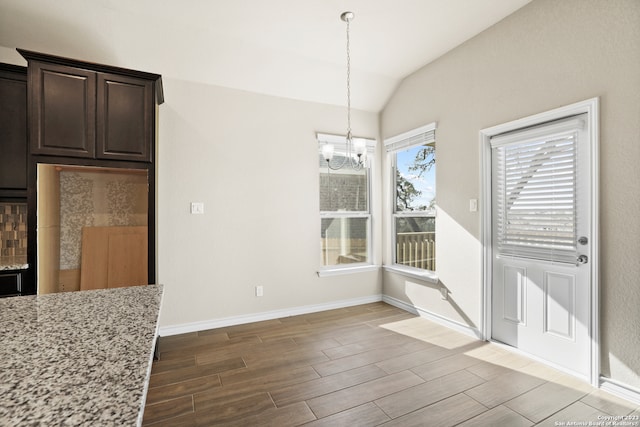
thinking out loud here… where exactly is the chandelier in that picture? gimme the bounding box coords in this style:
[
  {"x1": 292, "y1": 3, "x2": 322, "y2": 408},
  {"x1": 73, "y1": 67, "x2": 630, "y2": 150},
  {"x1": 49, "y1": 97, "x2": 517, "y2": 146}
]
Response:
[{"x1": 321, "y1": 11, "x2": 366, "y2": 171}]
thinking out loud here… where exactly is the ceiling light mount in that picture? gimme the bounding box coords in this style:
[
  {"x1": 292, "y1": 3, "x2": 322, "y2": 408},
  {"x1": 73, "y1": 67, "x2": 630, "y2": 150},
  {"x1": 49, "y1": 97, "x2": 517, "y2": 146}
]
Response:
[{"x1": 340, "y1": 11, "x2": 355, "y2": 22}]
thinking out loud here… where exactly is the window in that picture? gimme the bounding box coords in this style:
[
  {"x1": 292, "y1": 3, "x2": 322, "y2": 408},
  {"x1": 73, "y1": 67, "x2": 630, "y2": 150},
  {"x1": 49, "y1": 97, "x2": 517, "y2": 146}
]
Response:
[
  {"x1": 318, "y1": 133, "x2": 375, "y2": 273},
  {"x1": 491, "y1": 115, "x2": 585, "y2": 264},
  {"x1": 385, "y1": 123, "x2": 437, "y2": 273}
]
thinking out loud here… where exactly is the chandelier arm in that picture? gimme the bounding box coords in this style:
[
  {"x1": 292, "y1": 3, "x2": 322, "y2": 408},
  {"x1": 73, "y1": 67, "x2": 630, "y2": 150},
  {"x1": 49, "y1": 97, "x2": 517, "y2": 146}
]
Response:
[
  {"x1": 350, "y1": 156, "x2": 364, "y2": 170},
  {"x1": 326, "y1": 156, "x2": 348, "y2": 171}
]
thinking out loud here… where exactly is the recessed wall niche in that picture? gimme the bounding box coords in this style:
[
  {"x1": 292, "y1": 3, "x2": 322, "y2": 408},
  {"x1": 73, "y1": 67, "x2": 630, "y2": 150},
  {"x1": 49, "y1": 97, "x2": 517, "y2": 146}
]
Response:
[{"x1": 37, "y1": 164, "x2": 148, "y2": 294}]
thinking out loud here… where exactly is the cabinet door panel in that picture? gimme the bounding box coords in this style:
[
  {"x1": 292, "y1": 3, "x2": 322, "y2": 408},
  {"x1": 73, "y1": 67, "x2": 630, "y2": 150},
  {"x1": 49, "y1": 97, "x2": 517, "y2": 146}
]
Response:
[
  {"x1": 0, "y1": 272, "x2": 22, "y2": 297},
  {"x1": 0, "y1": 67, "x2": 27, "y2": 190},
  {"x1": 30, "y1": 61, "x2": 96, "y2": 157},
  {"x1": 97, "y1": 73, "x2": 152, "y2": 162}
]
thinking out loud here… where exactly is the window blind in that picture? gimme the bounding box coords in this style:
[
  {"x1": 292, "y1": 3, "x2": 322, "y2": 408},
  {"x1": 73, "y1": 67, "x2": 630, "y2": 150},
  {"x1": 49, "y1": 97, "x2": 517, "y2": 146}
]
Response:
[
  {"x1": 384, "y1": 122, "x2": 436, "y2": 152},
  {"x1": 492, "y1": 116, "x2": 584, "y2": 264},
  {"x1": 317, "y1": 133, "x2": 376, "y2": 153}
]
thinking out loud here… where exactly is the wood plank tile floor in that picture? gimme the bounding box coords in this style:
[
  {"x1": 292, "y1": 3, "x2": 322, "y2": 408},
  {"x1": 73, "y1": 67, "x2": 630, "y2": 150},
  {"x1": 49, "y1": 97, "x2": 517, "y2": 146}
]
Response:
[{"x1": 143, "y1": 302, "x2": 639, "y2": 426}]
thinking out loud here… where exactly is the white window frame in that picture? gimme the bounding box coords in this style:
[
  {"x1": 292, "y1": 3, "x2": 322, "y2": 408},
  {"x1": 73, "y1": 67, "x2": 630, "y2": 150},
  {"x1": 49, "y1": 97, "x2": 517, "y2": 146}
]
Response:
[
  {"x1": 317, "y1": 133, "x2": 377, "y2": 277},
  {"x1": 384, "y1": 123, "x2": 439, "y2": 283}
]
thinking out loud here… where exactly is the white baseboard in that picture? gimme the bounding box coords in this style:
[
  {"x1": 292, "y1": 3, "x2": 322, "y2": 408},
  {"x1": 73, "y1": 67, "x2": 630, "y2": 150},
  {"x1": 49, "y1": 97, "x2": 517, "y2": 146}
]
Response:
[
  {"x1": 382, "y1": 295, "x2": 483, "y2": 340},
  {"x1": 159, "y1": 294, "x2": 383, "y2": 336},
  {"x1": 599, "y1": 376, "x2": 640, "y2": 406}
]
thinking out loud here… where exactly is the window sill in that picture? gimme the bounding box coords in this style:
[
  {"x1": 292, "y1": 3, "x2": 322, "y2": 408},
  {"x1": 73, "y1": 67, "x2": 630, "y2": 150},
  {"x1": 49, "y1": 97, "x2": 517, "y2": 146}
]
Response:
[
  {"x1": 383, "y1": 265, "x2": 439, "y2": 283},
  {"x1": 317, "y1": 264, "x2": 380, "y2": 278}
]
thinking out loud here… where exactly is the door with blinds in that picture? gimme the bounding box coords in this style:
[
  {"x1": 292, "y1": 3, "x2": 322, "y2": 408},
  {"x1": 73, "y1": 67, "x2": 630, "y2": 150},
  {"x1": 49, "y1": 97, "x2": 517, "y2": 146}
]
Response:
[{"x1": 491, "y1": 114, "x2": 591, "y2": 379}]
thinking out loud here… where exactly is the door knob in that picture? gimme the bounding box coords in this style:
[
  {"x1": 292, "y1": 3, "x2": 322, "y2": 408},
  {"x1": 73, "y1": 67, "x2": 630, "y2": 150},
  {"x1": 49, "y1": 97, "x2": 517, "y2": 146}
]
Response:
[{"x1": 576, "y1": 255, "x2": 588, "y2": 266}]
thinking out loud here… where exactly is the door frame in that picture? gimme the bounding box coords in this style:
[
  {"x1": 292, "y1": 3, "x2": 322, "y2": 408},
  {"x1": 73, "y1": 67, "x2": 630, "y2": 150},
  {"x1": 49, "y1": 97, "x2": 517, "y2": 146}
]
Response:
[{"x1": 480, "y1": 98, "x2": 600, "y2": 386}]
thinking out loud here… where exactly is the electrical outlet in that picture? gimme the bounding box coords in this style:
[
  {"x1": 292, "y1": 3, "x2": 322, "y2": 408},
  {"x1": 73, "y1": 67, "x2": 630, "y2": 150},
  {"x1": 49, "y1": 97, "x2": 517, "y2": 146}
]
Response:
[
  {"x1": 190, "y1": 202, "x2": 204, "y2": 214},
  {"x1": 255, "y1": 285, "x2": 264, "y2": 297}
]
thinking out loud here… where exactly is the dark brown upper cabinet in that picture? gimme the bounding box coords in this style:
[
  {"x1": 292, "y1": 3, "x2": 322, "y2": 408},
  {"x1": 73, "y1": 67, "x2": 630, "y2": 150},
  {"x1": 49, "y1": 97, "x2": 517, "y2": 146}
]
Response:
[
  {"x1": 18, "y1": 49, "x2": 163, "y2": 163},
  {"x1": 28, "y1": 61, "x2": 96, "y2": 158},
  {"x1": 0, "y1": 64, "x2": 28, "y2": 195},
  {"x1": 97, "y1": 73, "x2": 153, "y2": 161}
]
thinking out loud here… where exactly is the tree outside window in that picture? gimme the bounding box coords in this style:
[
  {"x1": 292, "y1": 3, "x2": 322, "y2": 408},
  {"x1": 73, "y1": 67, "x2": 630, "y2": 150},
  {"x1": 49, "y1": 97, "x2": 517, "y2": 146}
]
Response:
[{"x1": 393, "y1": 141, "x2": 436, "y2": 271}]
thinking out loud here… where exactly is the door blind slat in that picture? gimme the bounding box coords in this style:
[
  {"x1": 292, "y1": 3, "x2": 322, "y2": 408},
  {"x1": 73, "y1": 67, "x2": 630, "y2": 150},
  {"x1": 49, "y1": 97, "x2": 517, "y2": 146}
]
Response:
[{"x1": 492, "y1": 128, "x2": 578, "y2": 264}]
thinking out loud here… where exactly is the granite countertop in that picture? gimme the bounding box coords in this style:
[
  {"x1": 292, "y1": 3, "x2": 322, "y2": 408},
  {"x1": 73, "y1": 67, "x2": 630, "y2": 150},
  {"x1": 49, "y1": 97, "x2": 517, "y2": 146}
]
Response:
[
  {"x1": 0, "y1": 285, "x2": 163, "y2": 426},
  {"x1": 0, "y1": 256, "x2": 29, "y2": 271},
  {"x1": 0, "y1": 263, "x2": 29, "y2": 271}
]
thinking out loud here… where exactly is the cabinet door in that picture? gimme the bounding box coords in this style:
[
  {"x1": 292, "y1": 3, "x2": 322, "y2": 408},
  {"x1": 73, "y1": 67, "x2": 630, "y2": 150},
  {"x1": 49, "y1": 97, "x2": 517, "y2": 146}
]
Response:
[
  {"x1": 0, "y1": 272, "x2": 22, "y2": 297},
  {"x1": 97, "y1": 73, "x2": 153, "y2": 162},
  {"x1": 0, "y1": 66, "x2": 27, "y2": 190},
  {"x1": 29, "y1": 61, "x2": 96, "y2": 158}
]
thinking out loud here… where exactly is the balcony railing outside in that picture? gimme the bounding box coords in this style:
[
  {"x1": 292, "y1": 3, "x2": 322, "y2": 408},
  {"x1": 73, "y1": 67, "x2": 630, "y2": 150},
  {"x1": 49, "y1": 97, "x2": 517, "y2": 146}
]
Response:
[{"x1": 396, "y1": 231, "x2": 435, "y2": 271}]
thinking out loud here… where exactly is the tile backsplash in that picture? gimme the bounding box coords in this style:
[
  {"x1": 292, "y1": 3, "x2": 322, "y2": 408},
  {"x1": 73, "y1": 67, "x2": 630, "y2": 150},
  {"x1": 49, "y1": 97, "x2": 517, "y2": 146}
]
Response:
[{"x1": 0, "y1": 202, "x2": 28, "y2": 265}]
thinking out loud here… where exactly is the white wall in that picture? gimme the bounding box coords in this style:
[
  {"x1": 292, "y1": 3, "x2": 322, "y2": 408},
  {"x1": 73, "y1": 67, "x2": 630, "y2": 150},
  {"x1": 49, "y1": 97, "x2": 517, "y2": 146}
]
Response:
[
  {"x1": 0, "y1": 46, "x2": 25, "y2": 66},
  {"x1": 156, "y1": 78, "x2": 382, "y2": 329},
  {"x1": 381, "y1": 0, "x2": 640, "y2": 388}
]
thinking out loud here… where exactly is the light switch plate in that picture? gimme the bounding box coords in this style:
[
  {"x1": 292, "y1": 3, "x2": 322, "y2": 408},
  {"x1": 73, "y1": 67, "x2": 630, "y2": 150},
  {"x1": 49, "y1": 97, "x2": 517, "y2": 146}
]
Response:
[
  {"x1": 469, "y1": 199, "x2": 478, "y2": 212},
  {"x1": 190, "y1": 202, "x2": 204, "y2": 214}
]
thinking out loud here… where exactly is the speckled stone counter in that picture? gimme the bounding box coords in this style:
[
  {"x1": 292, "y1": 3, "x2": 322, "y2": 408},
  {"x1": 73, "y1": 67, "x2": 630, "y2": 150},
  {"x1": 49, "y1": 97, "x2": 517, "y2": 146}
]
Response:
[
  {"x1": 0, "y1": 285, "x2": 163, "y2": 426},
  {"x1": 0, "y1": 263, "x2": 28, "y2": 271}
]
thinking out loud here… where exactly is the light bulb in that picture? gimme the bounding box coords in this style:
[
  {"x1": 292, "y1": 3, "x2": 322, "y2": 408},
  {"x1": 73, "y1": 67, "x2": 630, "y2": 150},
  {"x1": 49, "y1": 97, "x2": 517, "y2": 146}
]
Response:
[{"x1": 322, "y1": 144, "x2": 335, "y2": 161}]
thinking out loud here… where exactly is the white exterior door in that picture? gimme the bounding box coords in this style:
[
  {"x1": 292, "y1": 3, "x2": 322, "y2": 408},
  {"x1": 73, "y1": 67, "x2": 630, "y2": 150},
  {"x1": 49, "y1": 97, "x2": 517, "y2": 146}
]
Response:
[{"x1": 490, "y1": 114, "x2": 592, "y2": 379}]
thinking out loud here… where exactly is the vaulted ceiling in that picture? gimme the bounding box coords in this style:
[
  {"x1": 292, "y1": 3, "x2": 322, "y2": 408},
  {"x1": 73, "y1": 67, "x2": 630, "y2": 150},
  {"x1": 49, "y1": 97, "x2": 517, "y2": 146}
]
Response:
[{"x1": 0, "y1": 0, "x2": 531, "y2": 111}]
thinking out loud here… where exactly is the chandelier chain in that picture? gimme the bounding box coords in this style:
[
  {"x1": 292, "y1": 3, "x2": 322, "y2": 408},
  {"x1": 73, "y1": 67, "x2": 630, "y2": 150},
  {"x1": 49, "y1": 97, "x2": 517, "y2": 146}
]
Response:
[
  {"x1": 322, "y1": 11, "x2": 363, "y2": 171},
  {"x1": 346, "y1": 15, "x2": 351, "y2": 142}
]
